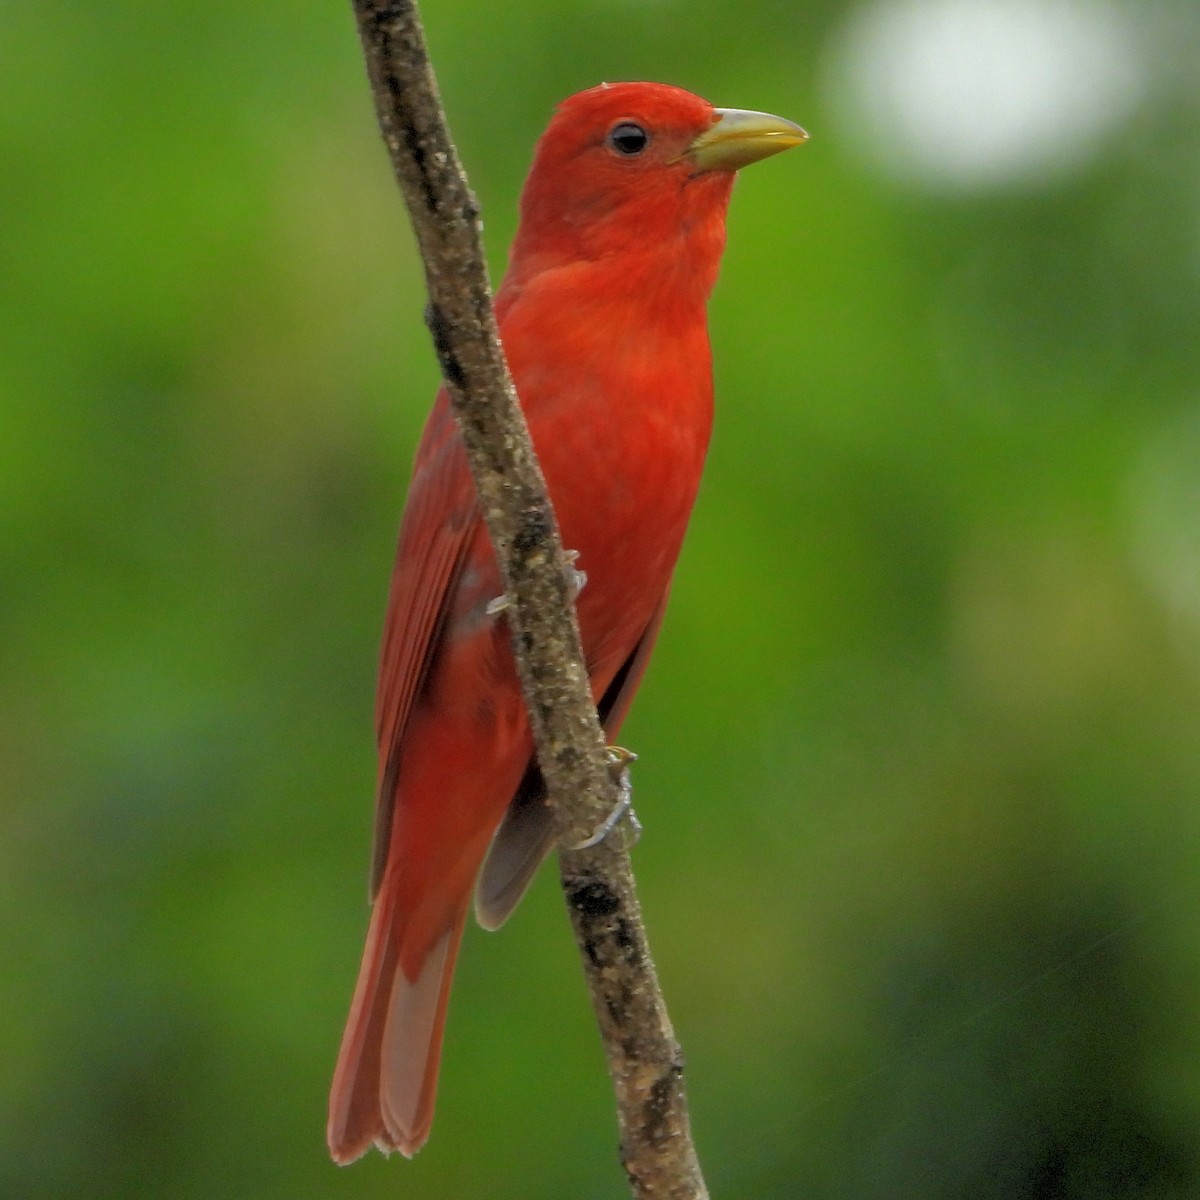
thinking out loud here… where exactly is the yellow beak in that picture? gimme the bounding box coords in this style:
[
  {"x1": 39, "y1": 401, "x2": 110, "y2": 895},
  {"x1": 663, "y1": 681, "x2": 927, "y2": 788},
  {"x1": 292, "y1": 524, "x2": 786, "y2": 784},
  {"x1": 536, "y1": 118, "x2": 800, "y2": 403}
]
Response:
[{"x1": 686, "y1": 107, "x2": 809, "y2": 172}]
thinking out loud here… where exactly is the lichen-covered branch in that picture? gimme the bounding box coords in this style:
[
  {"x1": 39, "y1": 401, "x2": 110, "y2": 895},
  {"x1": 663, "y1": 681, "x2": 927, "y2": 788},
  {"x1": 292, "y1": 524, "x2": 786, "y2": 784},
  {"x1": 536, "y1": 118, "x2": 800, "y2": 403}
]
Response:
[{"x1": 348, "y1": 3, "x2": 709, "y2": 1197}]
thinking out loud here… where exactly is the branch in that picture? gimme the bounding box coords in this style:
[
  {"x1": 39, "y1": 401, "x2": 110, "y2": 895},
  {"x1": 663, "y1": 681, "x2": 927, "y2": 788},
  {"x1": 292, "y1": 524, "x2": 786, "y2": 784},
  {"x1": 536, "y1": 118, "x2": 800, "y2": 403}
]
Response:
[{"x1": 349, "y1": 3, "x2": 708, "y2": 1197}]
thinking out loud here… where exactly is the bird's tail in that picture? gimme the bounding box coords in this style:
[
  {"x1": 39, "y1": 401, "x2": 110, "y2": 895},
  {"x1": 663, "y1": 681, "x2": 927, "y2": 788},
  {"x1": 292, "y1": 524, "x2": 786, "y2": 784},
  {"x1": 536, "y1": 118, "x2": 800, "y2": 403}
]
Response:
[{"x1": 327, "y1": 875, "x2": 468, "y2": 1163}]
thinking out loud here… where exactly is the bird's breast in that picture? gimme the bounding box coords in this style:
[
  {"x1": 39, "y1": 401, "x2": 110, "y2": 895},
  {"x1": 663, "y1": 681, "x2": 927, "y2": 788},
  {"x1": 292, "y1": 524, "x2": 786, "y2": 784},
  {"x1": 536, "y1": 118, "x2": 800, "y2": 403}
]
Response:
[{"x1": 510, "y1": 307, "x2": 714, "y2": 674}]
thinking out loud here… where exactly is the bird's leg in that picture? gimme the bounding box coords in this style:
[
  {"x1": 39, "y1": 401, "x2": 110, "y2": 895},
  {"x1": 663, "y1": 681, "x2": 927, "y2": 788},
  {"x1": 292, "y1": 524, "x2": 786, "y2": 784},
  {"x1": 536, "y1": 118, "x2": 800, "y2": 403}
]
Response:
[
  {"x1": 568, "y1": 746, "x2": 641, "y2": 850},
  {"x1": 486, "y1": 549, "x2": 587, "y2": 616}
]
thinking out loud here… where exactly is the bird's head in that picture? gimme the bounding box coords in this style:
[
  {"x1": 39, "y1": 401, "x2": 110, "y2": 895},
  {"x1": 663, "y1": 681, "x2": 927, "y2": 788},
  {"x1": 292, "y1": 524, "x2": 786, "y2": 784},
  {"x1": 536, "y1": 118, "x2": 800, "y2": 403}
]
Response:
[{"x1": 509, "y1": 82, "x2": 806, "y2": 282}]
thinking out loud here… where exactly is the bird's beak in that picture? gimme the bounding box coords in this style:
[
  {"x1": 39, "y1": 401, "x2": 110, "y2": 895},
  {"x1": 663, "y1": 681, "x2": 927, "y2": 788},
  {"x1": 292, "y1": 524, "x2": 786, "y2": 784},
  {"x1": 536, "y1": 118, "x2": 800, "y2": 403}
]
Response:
[{"x1": 685, "y1": 108, "x2": 808, "y2": 172}]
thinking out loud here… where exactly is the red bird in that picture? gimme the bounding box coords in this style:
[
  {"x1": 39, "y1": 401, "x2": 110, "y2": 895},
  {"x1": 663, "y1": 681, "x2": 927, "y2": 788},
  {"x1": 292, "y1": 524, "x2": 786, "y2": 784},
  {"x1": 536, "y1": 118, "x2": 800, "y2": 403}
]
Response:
[{"x1": 328, "y1": 81, "x2": 805, "y2": 1163}]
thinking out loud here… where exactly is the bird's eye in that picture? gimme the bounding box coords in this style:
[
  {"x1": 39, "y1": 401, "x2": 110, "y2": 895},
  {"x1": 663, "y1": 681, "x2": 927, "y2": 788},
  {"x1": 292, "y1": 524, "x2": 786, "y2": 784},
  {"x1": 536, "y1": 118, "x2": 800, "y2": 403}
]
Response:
[{"x1": 607, "y1": 122, "x2": 649, "y2": 156}]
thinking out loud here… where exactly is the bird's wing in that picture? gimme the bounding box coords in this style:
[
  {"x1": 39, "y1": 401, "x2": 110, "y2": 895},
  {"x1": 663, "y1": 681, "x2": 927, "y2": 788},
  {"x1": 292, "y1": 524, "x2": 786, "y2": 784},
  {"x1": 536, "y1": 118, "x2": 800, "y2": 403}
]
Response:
[
  {"x1": 473, "y1": 586, "x2": 672, "y2": 929},
  {"x1": 370, "y1": 392, "x2": 480, "y2": 899}
]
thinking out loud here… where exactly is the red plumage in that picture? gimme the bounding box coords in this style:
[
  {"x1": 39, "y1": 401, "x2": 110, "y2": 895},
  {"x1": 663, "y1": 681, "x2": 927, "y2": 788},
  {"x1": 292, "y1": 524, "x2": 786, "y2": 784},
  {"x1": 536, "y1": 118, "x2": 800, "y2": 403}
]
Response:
[{"x1": 328, "y1": 81, "x2": 804, "y2": 1163}]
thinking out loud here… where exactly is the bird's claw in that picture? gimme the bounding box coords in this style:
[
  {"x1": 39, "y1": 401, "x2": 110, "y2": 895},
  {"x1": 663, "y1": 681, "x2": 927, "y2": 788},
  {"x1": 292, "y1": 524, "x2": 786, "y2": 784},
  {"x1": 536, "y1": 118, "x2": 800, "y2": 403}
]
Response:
[
  {"x1": 486, "y1": 549, "x2": 587, "y2": 617},
  {"x1": 563, "y1": 548, "x2": 588, "y2": 600},
  {"x1": 569, "y1": 746, "x2": 641, "y2": 850}
]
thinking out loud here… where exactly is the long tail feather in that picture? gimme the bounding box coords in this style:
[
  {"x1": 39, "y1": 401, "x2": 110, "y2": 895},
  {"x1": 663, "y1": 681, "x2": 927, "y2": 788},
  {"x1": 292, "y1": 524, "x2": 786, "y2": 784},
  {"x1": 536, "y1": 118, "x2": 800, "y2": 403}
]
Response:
[{"x1": 327, "y1": 880, "x2": 468, "y2": 1163}]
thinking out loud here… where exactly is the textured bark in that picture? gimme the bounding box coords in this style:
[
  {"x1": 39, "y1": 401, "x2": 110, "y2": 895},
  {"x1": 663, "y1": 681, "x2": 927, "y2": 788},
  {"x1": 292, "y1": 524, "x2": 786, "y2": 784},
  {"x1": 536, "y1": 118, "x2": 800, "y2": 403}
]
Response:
[{"x1": 349, "y1": 3, "x2": 709, "y2": 1197}]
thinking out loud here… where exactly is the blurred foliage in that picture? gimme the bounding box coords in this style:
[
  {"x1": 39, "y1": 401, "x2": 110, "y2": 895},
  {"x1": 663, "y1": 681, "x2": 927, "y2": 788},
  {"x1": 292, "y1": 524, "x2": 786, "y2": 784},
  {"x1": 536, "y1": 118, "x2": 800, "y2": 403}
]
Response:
[{"x1": 3, "y1": 0, "x2": 1200, "y2": 1196}]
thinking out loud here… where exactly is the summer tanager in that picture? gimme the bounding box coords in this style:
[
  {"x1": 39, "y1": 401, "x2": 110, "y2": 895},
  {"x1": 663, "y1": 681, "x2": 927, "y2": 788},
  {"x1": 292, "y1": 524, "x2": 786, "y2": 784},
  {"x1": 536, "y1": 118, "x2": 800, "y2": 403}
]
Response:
[{"x1": 328, "y1": 81, "x2": 806, "y2": 1164}]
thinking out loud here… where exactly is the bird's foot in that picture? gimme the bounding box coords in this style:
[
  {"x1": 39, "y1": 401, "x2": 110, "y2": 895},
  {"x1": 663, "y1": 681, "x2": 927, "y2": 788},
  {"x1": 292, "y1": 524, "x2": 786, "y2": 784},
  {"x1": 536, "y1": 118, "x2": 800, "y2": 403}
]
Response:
[
  {"x1": 563, "y1": 548, "x2": 588, "y2": 600},
  {"x1": 569, "y1": 746, "x2": 641, "y2": 850},
  {"x1": 485, "y1": 549, "x2": 587, "y2": 616}
]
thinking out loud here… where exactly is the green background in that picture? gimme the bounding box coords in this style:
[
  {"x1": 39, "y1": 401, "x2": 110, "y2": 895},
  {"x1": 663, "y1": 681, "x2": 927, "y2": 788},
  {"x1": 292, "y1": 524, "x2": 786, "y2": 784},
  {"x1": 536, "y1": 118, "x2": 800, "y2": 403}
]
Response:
[{"x1": 4, "y1": 1, "x2": 1200, "y2": 1196}]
